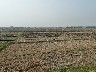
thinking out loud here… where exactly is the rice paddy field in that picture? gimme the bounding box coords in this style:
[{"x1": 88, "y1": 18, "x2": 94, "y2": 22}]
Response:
[{"x1": 0, "y1": 27, "x2": 96, "y2": 72}]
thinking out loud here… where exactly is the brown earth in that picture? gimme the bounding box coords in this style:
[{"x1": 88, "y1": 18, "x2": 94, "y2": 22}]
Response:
[{"x1": 0, "y1": 31, "x2": 96, "y2": 72}]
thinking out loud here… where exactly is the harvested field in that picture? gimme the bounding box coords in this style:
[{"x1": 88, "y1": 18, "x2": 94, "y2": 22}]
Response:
[
  {"x1": 1, "y1": 39, "x2": 96, "y2": 72},
  {"x1": 0, "y1": 29, "x2": 96, "y2": 72}
]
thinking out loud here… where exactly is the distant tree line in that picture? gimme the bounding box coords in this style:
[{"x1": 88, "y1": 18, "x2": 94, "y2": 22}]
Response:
[{"x1": 0, "y1": 26, "x2": 96, "y2": 32}]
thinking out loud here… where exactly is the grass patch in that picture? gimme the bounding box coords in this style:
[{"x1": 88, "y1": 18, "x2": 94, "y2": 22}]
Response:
[
  {"x1": 0, "y1": 37, "x2": 18, "y2": 52},
  {"x1": 7, "y1": 37, "x2": 17, "y2": 41},
  {"x1": 0, "y1": 41, "x2": 11, "y2": 51},
  {"x1": 48, "y1": 65, "x2": 96, "y2": 72}
]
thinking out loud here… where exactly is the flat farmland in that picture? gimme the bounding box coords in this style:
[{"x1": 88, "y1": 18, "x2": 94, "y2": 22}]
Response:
[{"x1": 0, "y1": 28, "x2": 96, "y2": 72}]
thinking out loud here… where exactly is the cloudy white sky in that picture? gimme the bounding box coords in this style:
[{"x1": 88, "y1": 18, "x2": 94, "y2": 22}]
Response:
[{"x1": 0, "y1": 0, "x2": 96, "y2": 27}]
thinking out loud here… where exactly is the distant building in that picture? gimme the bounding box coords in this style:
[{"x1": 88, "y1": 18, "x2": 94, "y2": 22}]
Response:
[{"x1": 10, "y1": 26, "x2": 13, "y2": 27}]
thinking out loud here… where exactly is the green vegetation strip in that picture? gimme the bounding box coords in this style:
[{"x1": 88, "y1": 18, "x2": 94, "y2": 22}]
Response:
[
  {"x1": 48, "y1": 65, "x2": 96, "y2": 72},
  {"x1": 0, "y1": 41, "x2": 10, "y2": 51},
  {"x1": 0, "y1": 37, "x2": 17, "y2": 51}
]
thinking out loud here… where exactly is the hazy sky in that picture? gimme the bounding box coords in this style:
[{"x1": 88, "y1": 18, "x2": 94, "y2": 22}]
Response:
[{"x1": 0, "y1": 0, "x2": 96, "y2": 27}]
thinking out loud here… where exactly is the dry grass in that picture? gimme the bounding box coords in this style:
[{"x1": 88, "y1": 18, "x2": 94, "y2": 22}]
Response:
[{"x1": 0, "y1": 31, "x2": 96, "y2": 72}]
